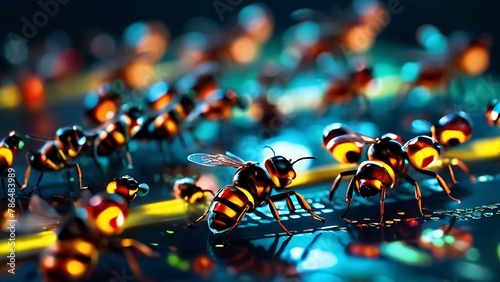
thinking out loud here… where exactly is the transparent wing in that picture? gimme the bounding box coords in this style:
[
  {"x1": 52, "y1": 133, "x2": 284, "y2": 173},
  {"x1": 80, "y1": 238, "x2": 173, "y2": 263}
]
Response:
[
  {"x1": 187, "y1": 152, "x2": 247, "y2": 168},
  {"x1": 330, "y1": 133, "x2": 377, "y2": 146},
  {"x1": 24, "y1": 134, "x2": 52, "y2": 142},
  {"x1": 28, "y1": 195, "x2": 63, "y2": 223}
]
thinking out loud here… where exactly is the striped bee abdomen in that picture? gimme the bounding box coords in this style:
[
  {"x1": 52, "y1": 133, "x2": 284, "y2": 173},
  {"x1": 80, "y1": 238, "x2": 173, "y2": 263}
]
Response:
[{"x1": 207, "y1": 186, "x2": 253, "y2": 234}]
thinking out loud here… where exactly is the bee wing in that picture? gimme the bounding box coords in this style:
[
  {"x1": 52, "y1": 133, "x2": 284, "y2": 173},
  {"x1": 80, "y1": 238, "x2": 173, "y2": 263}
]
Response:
[
  {"x1": 187, "y1": 152, "x2": 247, "y2": 168},
  {"x1": 185, "y1": 103, "x2": 205, "y2": 124},
  {"x1": 411, "y1": 119, "x2": 433, "y2": 134},
  {"x1": 28, "y1": 194, "x2": 63, "y2": 222},
  {"x1": 24, "y1": 134, "x2": 53, "y2": 142},
  {"x1": 75, "y1": 189, "x2": 92, "y2": 208},
  {"x1": 332, "y1": 133, "x2": 376, "y2": 145}
]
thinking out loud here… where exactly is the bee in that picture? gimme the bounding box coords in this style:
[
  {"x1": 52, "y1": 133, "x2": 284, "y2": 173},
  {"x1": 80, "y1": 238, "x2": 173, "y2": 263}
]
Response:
[
  {"x1": 486, "y1": 99, "x2": 500, "y2": 127},
  {"x1": 411, "y1": 111, "x2": 475, "y2": 184},
  {"x1": 21, "y1": 125, "x2": 88, "y2": 193},
  {"x1": 320, "y1": 64, "x2": 373, "y2": 118},
  {"x1": 284, "y1": 1, "x2": 387, "y2": 71},
  {"x1": 22, "y1": 175, "x2": 146, "y2": 234},
  {"x1": 244, "y1": 62, "x2": 290, "y2": 133},
  {"x1": 187, "y1": 149, "x2": 325, "y2": 242},
  {"x1": 187, "y1": 89, "x2": 246, "y2": 123},
  {"x1": 178, "y1": 4, "x2": 273, "y2": 68},
  {"x1": 329, "y1": 133, "x2": 461, "y2": 225},
  {"x1": 171, "y1": 176, "x2": 215, "y2": 204},
  {"x1": 185, "y1": 89, "x2": 247, "y2": 139},
  {"x1": 145, "y1": 62, "x2": 221, "y2": 112},
  {"x1": 105, "y1": 174, "x2": 150, "y2": 204},
  {"x1": 83, "y1": 83, "x2": 122, "y2": 126},
  {"x1": 39, "y1": 191, "x2": 158, "y2": 282},
  {"x1": 175, "y1": 62, "x2": 221, "y2": 101},
  {"x1": 322, "y1": 123, "x2": 403, "y2": 165},
  {"x1": 0, "y1": 131, "x2": 24, "y2": 195},
  {"x1": 85, "y1": 104, "x2": 144, "y2": 172},
  {"x1": 134, "y1": 93, "x2": 200, "y2": 157},
  {"x1": 208, "y1": 236, "x2": 300, "y2": 280},
  {"x1": 394, "y1": 25, "x2": 491, "y2": 108}
]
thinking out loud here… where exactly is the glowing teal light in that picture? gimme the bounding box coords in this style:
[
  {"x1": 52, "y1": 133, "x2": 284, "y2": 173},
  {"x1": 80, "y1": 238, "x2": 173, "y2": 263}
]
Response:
[
  {"x1": 407, "y1": 87, "x2": 431, "y2": 108},
  {"x1": 465, "y1": 248, "x2": 480, "y2": 261},
  {"x1": 238, "y1": 4, "x2": 265, "y2": 29},
  {"x1": 124, "y1": 22, "x2": 148, "y2": 47},
  {"x1": 401, "y1": 62, "x2": 420, "y2": 82},
  {"x1": 295, "y1": 21, "x2": 320, "y2": 46},
  {"x1": 425, "y1": 34, "x2": 447, "y2": 54},
  {"x1": 444, "y1": 235, "x2": 455, "y2": 244},
  {"x1": 147, "y1": 82, "x2": 168, "y2": 102},
  {"x1": 84, "y1": 92, "x2": 98, "y2": 109},
  {"x1": 418, "y1": 25, "x2": 441, "y2": 45},
  {"x1": 299, "y1": 249, "x2": 338, "y2": 270},
  {"x1": 380, "y1": 242, "x2": 432, "y2": 266}
]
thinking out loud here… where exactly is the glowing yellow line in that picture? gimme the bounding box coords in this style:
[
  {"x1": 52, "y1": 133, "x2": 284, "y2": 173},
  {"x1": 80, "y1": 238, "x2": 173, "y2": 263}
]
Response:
[{"x1": 0, "y1": 136, "x2": 496, "y2": 260}]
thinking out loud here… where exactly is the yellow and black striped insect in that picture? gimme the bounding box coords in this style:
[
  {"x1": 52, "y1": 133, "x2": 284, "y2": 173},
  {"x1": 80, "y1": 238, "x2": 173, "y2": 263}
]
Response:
[
  {"x1": 22, "y1": 125, "x2": 87, "y2": 193},
  {"x1": 411, "y1": 111, "x2": 475, "y2": 184},
  {"x1": 486, "y1": 99, "x2": 500, "y2": 127},
  {"x1": 85, "y1": 105, "x2": 144, "y2": 172},
  {"x1": 186, "y1": 89, "x2": 247, "y2": 125},
  {"x1": 171, "y1": 176, "x2": 215, "y2": 204},
  {"x1": 0, "y1": 131, "x2": 24, "y2": 195},
  {"x1": 187, "y1": 149, "x2": 325, "y2": 242},
  {"x1": 322, "y1": 123, "x2": 404, "y2": 165},
  {"x1": 329, "y1": 133, "x2": 460, "y2": 224},
  {"x1": 134, "y1": 93, "x2": 200, "y2": 157},
  {"x1": 105, "y1": 175, "x2": 150, "y2": 204},
  {"x1": 83, "y1": 83, "x2": 123, "y2": 126},
  {"x1": 39, "y1": 189, "x2": 157, "y2": 282}
]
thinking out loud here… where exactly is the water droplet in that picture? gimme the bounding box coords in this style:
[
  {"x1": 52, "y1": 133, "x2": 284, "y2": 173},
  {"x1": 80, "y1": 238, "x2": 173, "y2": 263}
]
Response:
[{"x1": 484, "y1": 212, "x2": 493, "y2": 217}]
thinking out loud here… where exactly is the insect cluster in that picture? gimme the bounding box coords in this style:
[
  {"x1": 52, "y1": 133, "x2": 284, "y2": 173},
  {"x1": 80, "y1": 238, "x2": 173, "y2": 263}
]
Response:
[{"x1": 1, "y1": 1, "x2": 498, "y2": 281}]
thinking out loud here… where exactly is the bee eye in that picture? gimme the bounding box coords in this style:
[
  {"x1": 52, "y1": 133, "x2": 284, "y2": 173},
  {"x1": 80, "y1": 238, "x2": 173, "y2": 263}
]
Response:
[{"x1": 404, "y1": 136, "x2": 440, "y2": 170}]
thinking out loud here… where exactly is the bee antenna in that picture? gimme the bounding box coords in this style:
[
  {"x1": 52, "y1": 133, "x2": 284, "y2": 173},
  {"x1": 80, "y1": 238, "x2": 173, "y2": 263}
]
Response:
[
  {"x1": 291, "y1": 156, "x2": 316, "y2": 165},
  {"x1": 263, "y1": 145, "x2": 276, "y2": 156}
]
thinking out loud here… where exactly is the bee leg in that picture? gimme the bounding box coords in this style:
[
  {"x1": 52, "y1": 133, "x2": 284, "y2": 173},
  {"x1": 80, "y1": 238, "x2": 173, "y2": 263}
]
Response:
[
  {"x1": 329, "y1": 170, "x2": 357, "y2": 201},
  {"x1": 124, "y1": 143, "x2": 134, "y2": 170},
  {"x1": 222, "y1": 204, "x2": 250, "y2": 243},
  {"x1": 443, "y1": 215, "x2": 458, "y2": 235},
  {"x1": 448, "y1": 158, "x2": 476, "y2": 183},
  {"x1": 21, "y1": 164, "x2": 31, "y2": 191},
  {"x1": 188, "y1": 207, "x2": 210, "y2": 227},
  {"x1": 404, "y1": 175, "x2": 424, "y2": 222},
  {"x1": 340, "y1": 176, "x2": 356, "y2": 221},
  {"x1": 110, "y1": 238, "x2": 159, "y2": 282},
  {"x1": 421, "y1": 169, "x2": 461, "y2": 202},
  {"x1": 157, "y1": 141, "x2": 169, "y2": 165},
  {"x1": 178, "y1": 133, "x2": 191, "y2": 153},
  {"x1": 187, "y1": 129, "x2": 204, "y2": 149},
  {"x1": 379, "y1": 185, "x2": 387, "y2": 226},
  {"x1": 30, "y1": 170, "x2": 44, "y2": 195},
  {"x1": 266, "y1": 199, "x2": 292, "y2": 236},
  {"x1": 417, "y1": 169, "x2": 461, "y2": 203},
  {"x1": 201, "y1": 189, "x2": 215, "y2": 198},
  {"x1": 359, "y1": 93, "x2": 372, "y2": 120},
  {"x1": 271, "y1": 191, "x2": 325, "y2": 222},
  {"x1": 69, "y1": 163, "x2": 87, "y2": 190}
]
